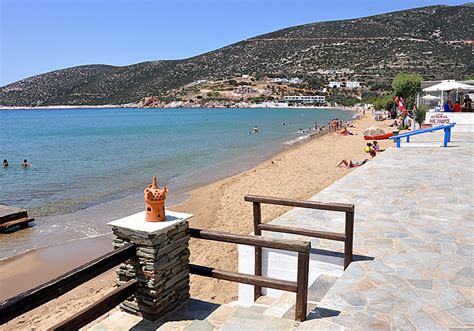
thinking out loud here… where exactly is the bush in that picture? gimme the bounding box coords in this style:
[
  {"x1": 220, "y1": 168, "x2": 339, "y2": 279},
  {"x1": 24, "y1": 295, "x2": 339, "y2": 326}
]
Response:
[
  {"x1": 328, "y1": 94, "x2": 359, "y2": 106},
  {"x1": 415, "y1": 105, "x2": 428, "y2": 128}
]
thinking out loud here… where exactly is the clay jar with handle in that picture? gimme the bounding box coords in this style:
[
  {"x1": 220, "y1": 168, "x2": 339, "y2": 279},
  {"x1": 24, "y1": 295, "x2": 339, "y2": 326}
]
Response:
[{"x1": 144, "y1": 176, "x2": 168, "y2": 222}]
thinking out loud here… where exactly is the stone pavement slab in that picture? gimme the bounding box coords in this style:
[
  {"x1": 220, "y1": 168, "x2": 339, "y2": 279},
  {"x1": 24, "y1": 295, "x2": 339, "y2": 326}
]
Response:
[{"x1": 260, "y1": 132, "x2": 474, "y2": 329}]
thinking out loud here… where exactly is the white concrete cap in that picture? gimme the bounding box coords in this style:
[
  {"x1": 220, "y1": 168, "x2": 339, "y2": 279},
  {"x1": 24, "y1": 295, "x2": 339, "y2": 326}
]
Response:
[{"x1": 107, "y1": 210, "x2": 193, "y2": 236}]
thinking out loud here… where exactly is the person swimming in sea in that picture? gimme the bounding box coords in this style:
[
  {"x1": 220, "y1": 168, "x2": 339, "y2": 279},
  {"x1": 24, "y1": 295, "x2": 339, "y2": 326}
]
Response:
[
  {"x1": 21, "y1": 159, "x2": 31, "y2": 168},
  {"x1": 253, "y1": 126, "x2": 259, "y2": 133},
  {"x1": 3, "y1": 159, "x2": 8, "y2": 167}
]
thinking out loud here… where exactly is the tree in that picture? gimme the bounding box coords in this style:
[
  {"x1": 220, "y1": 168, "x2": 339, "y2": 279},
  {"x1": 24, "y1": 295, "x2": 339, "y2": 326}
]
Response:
[
  {"x1": 392, "y1": 73, "x2": 421, "y2": 109},
  {"x1": 371, "y1": 95, "x2": 395, "y2": 111},
  {"x1": 370, "y1": 95, "x2": 397, "y2": 118}
]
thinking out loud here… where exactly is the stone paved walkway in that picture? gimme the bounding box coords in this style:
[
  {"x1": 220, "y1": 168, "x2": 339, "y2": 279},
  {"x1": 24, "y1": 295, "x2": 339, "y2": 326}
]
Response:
[
  {"x1": 89, "y1": 132, "x2": 473, "y2": 330},
  {"x1": 260, "y1": 132, "x2": 474, "y2": 329}
]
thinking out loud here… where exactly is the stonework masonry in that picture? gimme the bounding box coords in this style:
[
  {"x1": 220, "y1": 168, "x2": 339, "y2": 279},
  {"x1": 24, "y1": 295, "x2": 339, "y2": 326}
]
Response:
[{"x1": 108, "y1": 211, "x2": 192, "y2": 321}]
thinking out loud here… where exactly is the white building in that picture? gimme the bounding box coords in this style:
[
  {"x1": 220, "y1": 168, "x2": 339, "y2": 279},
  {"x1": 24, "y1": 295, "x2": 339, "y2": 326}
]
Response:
[
  {"x1": 346, "y1": 81, "x2": 360, "y2": 89},
  {"x1": 328, "y1": 81, "x2": 342, "y2": 88},
  {"x1": 236, "y1": 85, "x2": 256, "y2": 94},
  {"x1": 284, "y1": 95, "x2": 326, "y2": 104},
  {"x1": 289, "y1": 77, "x2": 303, "y2": 84},
  {"x1": 271, "y1": 77, "x2": 303, "y2": 84}
]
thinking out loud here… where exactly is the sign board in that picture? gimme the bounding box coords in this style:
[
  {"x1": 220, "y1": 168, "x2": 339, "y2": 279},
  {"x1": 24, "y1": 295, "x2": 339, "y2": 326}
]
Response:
[{"x1": 428, "y1": 113, "x2": 450, "y2": 125}]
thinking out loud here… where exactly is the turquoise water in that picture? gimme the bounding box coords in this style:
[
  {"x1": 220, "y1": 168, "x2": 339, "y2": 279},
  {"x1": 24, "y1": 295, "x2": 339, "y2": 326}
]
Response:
[{"x1": 0, "y1": 107, "x2": 352, "y2": 258}]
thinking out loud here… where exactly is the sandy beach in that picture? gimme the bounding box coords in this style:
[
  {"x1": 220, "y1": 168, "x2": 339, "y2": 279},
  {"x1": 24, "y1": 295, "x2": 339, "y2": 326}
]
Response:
[{"x1": 0, "y1": 113, "x2": 394, "y2": 330}]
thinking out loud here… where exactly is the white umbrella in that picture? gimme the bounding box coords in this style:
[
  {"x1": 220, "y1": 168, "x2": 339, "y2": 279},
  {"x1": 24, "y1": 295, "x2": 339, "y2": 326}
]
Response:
[
  {"x1": 421, "y1": 95, "x2": 440, "y2": 100},
  {"x1": 423, "y1": 80, "x2": 474, "y2": 92}
]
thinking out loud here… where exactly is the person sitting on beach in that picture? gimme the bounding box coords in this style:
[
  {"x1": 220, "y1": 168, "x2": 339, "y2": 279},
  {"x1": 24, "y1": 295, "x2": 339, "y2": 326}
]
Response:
[
  {"x1": 444, "y1": 100, "x2": 453, "y2": 112},
  {"x1": 337, "y1": 159, "x2": 368, "y2": 168},
  {"x1": 21, "y1": 159, "x2": 30, "y2": 168},
  {"x1": 365, "y1": 143, "x2": 376, "y2": 158},
  {"x1": 463, "y1": 95, "x2": 472, "y2": 111},
  {"x1": 453, "y1": 101, "x2": 461, "y2": 112},
  {"x1": 365, "y1": 143, "x2": 372, "y2": 153},
  {"x1": 373, "y1": 141, "x2": 380, "y2": 151},
  {"x1": 3, "y1": 159, "x2": 8, "y2": 167}
]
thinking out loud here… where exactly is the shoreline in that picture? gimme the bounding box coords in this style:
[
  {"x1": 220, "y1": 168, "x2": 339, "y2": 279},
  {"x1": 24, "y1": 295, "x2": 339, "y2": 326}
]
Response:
[
  {"x1": 0, "y1": 118, "x2": 340, "y2": 294},
  {"x1": 0, "y1": 107, "x2": 354, "y2": 261},
  {"x1": 0, "y1": 112, "x2": 393, "y2": 330},
  {"x1": 0, "y1": 105, "x2": 362, "y2": 111}
]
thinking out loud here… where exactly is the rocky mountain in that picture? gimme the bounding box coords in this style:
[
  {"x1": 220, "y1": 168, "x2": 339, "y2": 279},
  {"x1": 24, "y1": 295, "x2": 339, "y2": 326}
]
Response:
[{"x1": 1, "y1": 4, "x2": 473, "y2": 107}]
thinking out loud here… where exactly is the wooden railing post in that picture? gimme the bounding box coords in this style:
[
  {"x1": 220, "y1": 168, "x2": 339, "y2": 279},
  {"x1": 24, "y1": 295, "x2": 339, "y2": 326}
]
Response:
[
  {"x1": 344, "y1": 211, "x2": 354, "y2": 270},
  {"x1": 253, "y1": 202, "x2": 262, "y2": 301},
  {"x1": 295, "y1": 251, "x2": 309, "y2": 322}
]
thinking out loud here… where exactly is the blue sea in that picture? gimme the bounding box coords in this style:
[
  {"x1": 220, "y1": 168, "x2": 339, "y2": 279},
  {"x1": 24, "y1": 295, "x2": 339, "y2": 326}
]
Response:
[{"x1": 0, "y1": 107, "x2": 353, "y2": 259}]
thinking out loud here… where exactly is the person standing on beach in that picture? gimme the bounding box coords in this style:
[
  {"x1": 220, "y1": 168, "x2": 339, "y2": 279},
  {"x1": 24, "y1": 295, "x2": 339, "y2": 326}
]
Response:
[{"x1": 3, "y1": 159, "x2": 8, "y2": 167}]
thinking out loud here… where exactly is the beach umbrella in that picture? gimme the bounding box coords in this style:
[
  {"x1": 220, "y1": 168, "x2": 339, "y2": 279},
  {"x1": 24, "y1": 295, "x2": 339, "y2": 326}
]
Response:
[
  {"x1": 421, "y1": 95, "x2": 440, "y2": 100},
  {"x1": 423, "y1": 80, "x2": 474, "y2": 92},
  {"x1": 424, "y1": 81, "x2": 474, "y2": 107},
  {"x1": 393, "y1": 96, "x2": 407, "y2": 114}
]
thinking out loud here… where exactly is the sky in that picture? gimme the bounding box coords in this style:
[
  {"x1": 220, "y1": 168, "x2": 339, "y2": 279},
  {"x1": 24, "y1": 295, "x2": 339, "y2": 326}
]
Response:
[{"x1": 0, "y1": 0, "x2": 469, "y2": 86}]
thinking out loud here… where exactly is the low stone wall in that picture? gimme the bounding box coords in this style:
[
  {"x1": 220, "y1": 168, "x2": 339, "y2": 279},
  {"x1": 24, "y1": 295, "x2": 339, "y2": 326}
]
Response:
[{"x1": 109, "y1": 212, "x2": 191, "y2": 321}]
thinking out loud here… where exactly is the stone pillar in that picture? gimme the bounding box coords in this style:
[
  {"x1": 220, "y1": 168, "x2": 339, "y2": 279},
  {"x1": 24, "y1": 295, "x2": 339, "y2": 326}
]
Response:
[{"x1": 107, "y1": 210, "x2": 193, "y2": 320}]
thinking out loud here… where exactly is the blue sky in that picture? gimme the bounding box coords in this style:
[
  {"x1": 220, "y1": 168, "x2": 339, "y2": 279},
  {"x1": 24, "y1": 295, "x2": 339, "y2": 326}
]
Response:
[{"x1": 0, "y1": 0, "x2": 469, "y2": 86}]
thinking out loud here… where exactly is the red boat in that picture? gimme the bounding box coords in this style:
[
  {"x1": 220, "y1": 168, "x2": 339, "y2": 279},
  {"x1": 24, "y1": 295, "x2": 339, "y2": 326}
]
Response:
[{"x1": 364, "y1": 132, "x2": 394, "y2": 140}]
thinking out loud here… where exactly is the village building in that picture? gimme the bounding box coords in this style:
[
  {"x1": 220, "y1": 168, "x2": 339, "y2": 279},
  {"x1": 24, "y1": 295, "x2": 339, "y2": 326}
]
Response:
[
  {"x1": 284, "y1": 95, "x2": 326, "y2": 104},
  {"x1": 328, "y1": 81, "x2": 341, "y2": 88},
  {"x1": 235, "y1": 85, "x2": 256, "y2": 94},
  {"x1": 345, "y1": 81, "x2": 360, "y2": 88}
]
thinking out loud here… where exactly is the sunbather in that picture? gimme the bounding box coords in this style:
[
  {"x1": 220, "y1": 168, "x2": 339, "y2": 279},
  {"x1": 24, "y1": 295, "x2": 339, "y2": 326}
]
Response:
[
  {"x1": 337, "y1": 159, "x2": 368, "y2": 168},
  {"x1": 340, "y1": 128, "x2": 354, "y2": 136}
]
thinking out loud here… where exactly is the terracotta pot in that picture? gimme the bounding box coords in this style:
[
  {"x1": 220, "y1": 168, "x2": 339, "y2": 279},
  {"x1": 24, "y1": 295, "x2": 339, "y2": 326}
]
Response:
[{"x1": 144, "y1": 176, "x2": 168, "y2": 222}]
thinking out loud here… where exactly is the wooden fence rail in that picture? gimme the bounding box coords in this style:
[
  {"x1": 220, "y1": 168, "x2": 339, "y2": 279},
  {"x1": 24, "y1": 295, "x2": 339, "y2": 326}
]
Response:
[
  {"x1": 49, "y1": 279, "x2": 137, "y2": 331},
  {"x1": 188, "y1": 228, "x2": 310, "y2": 322},
  {"x1": 244, "y1": 194, "x2": 355, "y2": 301},
  {"x1": 0, "y1": 243, "x2": 136, "y2": 325}
]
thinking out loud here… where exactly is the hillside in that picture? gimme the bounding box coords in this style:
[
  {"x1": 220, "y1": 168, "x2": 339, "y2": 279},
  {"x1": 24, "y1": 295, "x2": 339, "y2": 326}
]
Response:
[{"x1": 1, "y1": 4, "x2": 473, "y2": 107}]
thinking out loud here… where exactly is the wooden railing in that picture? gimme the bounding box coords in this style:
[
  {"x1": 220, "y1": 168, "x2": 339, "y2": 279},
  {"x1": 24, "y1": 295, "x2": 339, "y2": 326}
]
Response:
[
  {"x1": 188, "y1": 228, "x2": 311, "y2": 322},
  {"x1": 0, "y1": 243, "x2": 136, "y2": 328},
  {"x1": 244, "y1": 194, "x2": 355, "y2": 301},
  {"x1": 1, "y1": 204, "x2": 325, "y2": 326}
]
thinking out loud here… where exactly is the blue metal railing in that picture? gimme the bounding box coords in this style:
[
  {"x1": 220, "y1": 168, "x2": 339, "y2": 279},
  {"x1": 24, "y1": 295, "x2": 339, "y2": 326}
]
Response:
[{"x1": 389, "y1": 123, "x2": 456, "y2": 148}]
